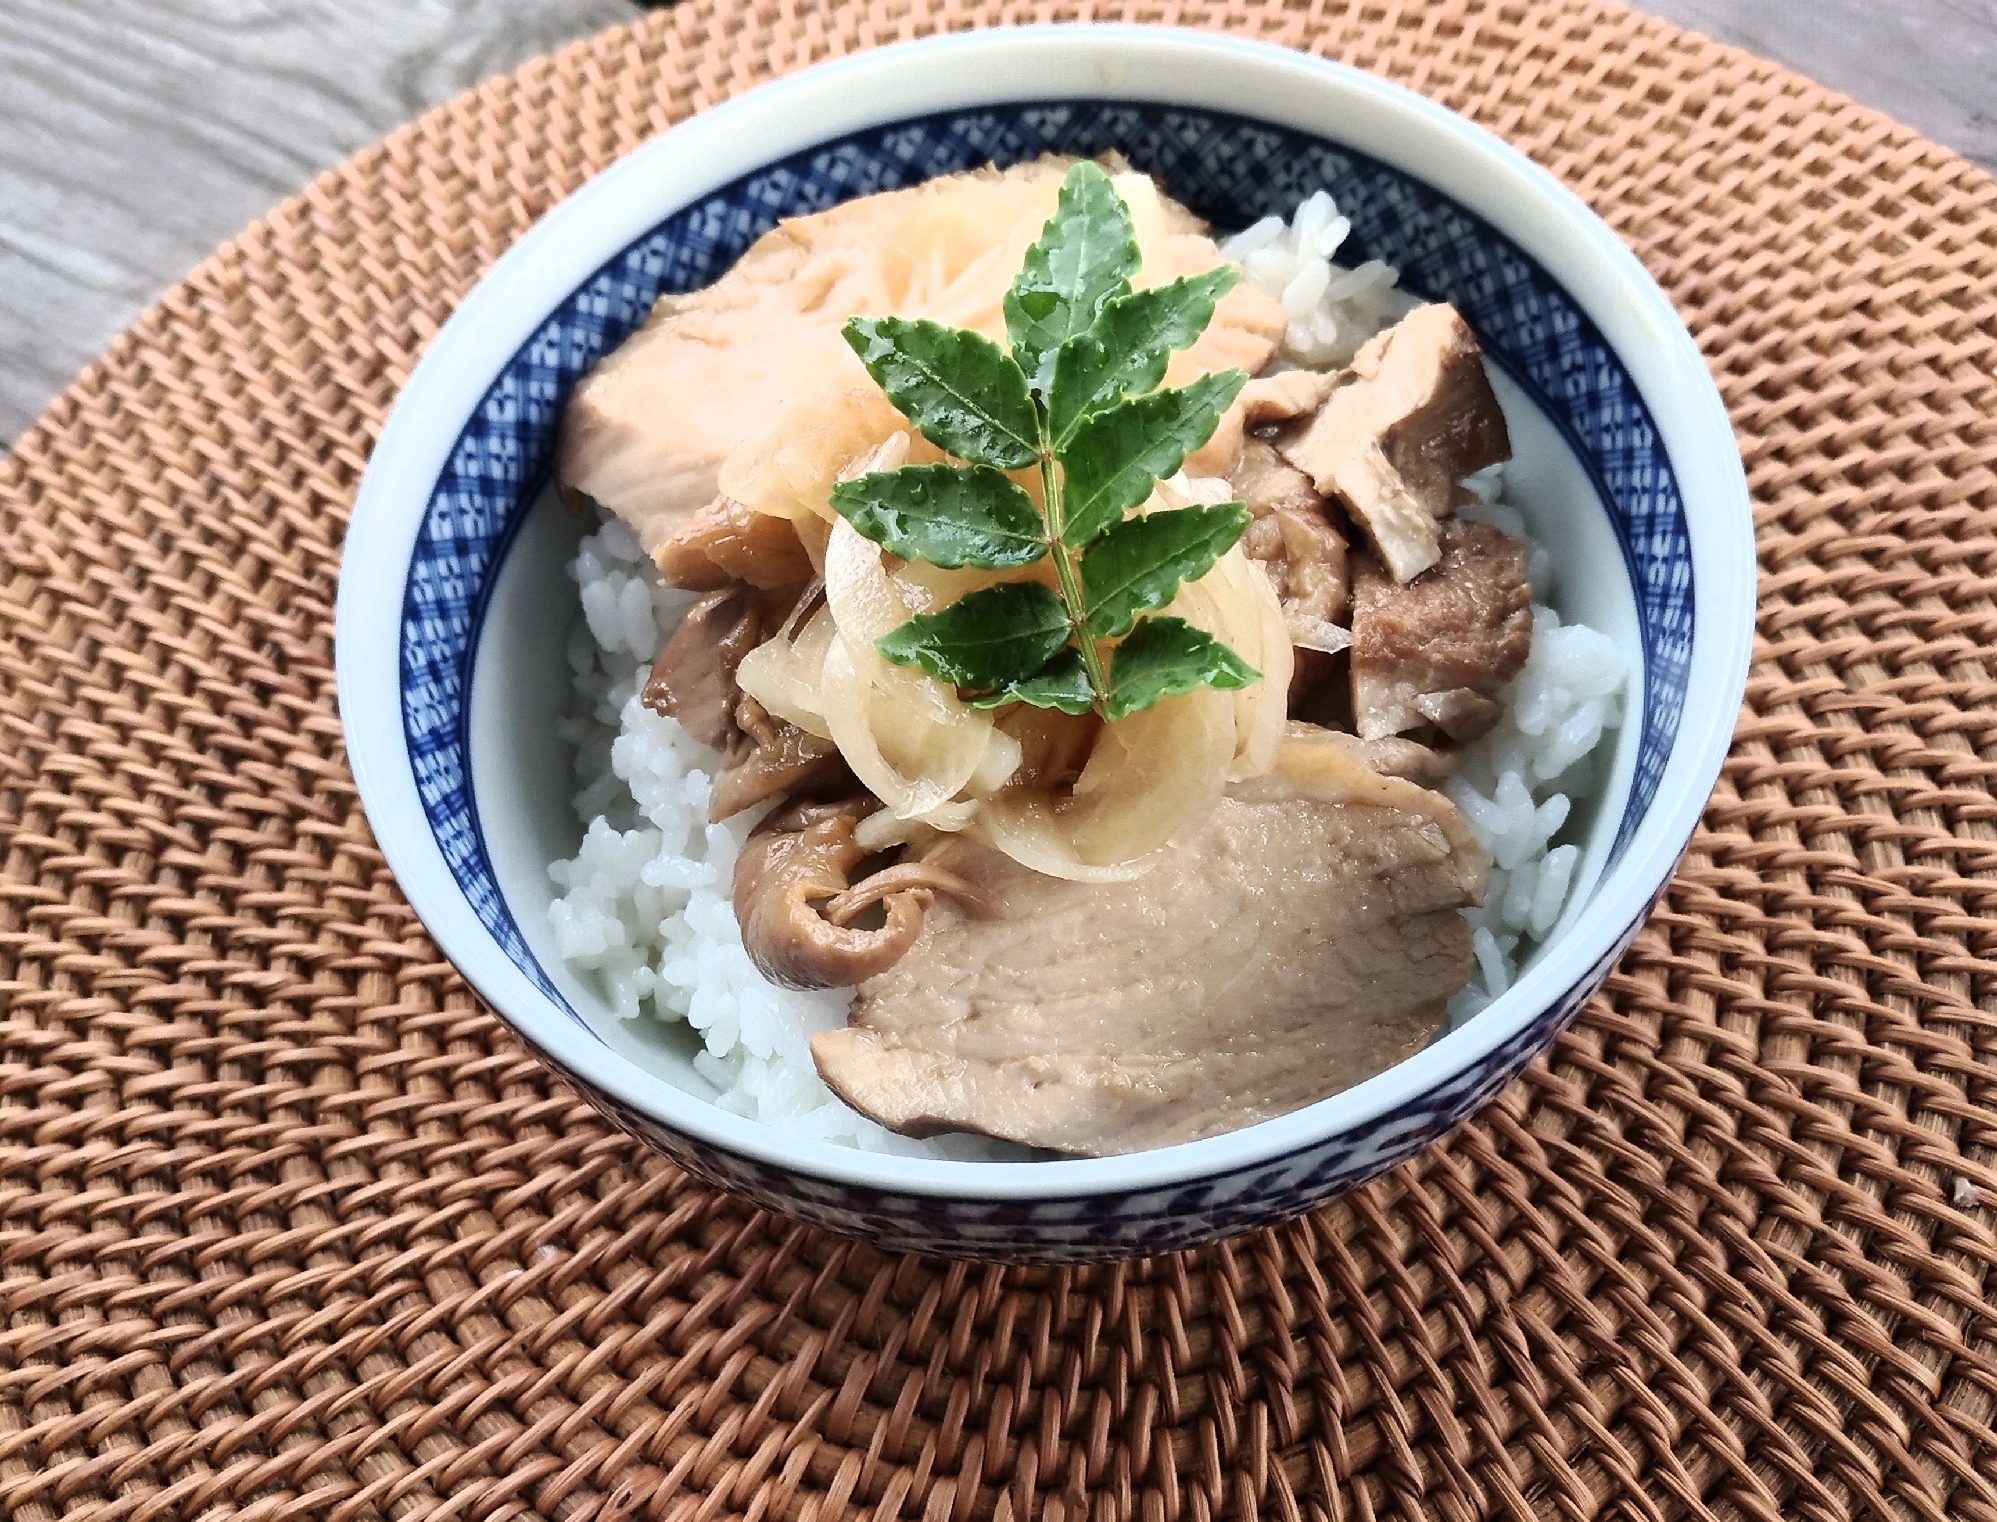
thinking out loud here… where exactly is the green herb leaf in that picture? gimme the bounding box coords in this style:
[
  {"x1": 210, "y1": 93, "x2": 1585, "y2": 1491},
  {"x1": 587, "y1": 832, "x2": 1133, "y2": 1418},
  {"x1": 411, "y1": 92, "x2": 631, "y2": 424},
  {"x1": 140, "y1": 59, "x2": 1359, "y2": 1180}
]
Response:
[
  {"x1": 1058, "y1": 370, "x2": 1247, "y2": 547},
  {"x1": 840, "y1": 162, "x2": 1261, "y2": 725},
  {"x1": 1047, "y1": 267, "x2": 1240, "y2": 443},
  {"x1": 842, "y1": 317, "x2": 1040, "y2": 469},
  {"x1": 963, "y1": 648, "x2": 1096, "y2": 714},
  {"x1": 875, "y1": 581, "x2": 1072, "y2": 690},
  {"x1": 1081, "y1": 503, "x2": 1254, "y2": 639},
  {"x1": 1105, "y1": 616, "x2": 1259, "y2": 721},
  {"x1": 830, "y1": 465, "x2": 1048, "y2": 571},
  {"x1": 1003, "y1": 161, "x2": 1140, "y2": 392}
]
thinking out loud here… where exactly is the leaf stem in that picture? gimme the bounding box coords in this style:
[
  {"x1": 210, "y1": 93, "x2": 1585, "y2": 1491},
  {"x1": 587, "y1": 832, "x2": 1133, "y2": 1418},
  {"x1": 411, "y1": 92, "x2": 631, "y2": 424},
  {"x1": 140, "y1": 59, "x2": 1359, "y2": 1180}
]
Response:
[{"x1": 1037, "y1": 443, "x2": 1110, "y2": 717}]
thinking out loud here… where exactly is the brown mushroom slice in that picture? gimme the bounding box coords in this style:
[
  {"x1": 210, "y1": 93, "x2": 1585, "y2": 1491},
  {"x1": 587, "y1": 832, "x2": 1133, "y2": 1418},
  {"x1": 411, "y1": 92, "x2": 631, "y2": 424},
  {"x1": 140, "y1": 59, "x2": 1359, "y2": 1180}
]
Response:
[
  {"x1": 1349, "y1": 519, "x2": 1533, "y2": 743},
  {"x1": 1232, "y1": 438, "x2": 1350, "y2": 630},
  {"x1": 645, "y1": 586, "x2": 850, "y2": 818},
  {"x1": 733, "y1": 800, "x2": 983, "y2": 990},
  {"x1": 642, "y1": 585, "x2": 765, "y2": 748},
  {"x1": 655, "y1": 495, "x2": 816, "y2": 592},
  {"x1": 1274, "y1": 303, "x2": 1511, "y2": 583},
  {"x1": 708, "y1": 700, "x2": 847, "y2": 821}
]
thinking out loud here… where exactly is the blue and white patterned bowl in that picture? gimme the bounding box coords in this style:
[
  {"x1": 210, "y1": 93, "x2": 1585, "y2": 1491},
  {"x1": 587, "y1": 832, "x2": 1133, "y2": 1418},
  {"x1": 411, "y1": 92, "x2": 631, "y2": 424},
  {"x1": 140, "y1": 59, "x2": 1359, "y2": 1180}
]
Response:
[{"x1": 337, "y1": 26, "x2": 1752, "y2": 1262}]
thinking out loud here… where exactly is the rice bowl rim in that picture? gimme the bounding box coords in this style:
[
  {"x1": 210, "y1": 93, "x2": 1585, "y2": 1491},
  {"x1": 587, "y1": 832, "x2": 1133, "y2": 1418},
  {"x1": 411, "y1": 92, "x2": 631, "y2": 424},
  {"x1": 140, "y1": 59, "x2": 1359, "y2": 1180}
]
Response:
[{"x1": 336, "y1": 25, "x2": 1754, "y2": 1201}]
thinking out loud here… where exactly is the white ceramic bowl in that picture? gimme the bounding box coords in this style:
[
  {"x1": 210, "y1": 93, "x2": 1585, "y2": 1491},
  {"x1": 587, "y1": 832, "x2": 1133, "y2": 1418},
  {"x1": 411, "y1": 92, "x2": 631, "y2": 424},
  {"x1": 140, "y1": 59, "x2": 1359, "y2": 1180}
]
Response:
[{"x1": 336, "y1": 25, "x2": 1753, "y2": 1262}]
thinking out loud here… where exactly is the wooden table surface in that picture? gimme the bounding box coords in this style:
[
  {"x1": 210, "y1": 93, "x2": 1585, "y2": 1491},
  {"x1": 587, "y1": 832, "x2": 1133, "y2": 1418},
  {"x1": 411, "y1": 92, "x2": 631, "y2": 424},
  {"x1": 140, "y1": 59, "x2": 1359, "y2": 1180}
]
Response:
[{"x1": 3, "y1": 0, "x2": 1992, "y2": 447}]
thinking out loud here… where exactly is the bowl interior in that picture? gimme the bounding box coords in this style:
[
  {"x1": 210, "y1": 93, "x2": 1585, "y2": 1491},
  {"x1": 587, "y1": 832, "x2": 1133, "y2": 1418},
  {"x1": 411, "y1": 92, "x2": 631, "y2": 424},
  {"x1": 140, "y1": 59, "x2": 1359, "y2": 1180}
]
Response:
[{"x1": 403, "y1": 98, "x2": 1689, "y2": 1102}]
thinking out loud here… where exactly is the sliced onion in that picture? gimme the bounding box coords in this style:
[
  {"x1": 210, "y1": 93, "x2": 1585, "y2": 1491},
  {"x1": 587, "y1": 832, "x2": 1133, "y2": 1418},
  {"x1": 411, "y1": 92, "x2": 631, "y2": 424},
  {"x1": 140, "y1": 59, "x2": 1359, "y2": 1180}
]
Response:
[
  {"x1": 968, "y1": 728, "x2": 1023, "y2": 796},
  {"x1": 973, "y1": 792, "x2": 1159, "y2": 884},
  {"x1": 1174, "y1": 548, "x2": 1289, "y2": 781},
  {"x1": 838, "y1": 430, "x2": 909, "y2": 483},
  {"x1": 853, "y1": 811, "x2": 941, "y2": 854},
  {"x1": 1162, "y1": 472, "x2": 1235, "y2": 506},
  {"x1": 735, "y1": 603, "x2": 836, "y2": 740},
  {"x1": 1239, "y1": 556, "x2": 1294, "y2": 777},
  {"x1": 719, "y1": 388, "x2": 936, "y2": 525},
  {"x1": 915, "y1": 798, "x2": 979, "y2": 832},
  {"x1": 825, "y1": 516, "x2": 929, "y2": 638},
  {"x1": 821, "y1": 632, "x2": 994, "y2": 820},
  {"x1": 1064, "y1": 686, "x2": 1235, "y2": 863},
  {"x1": 1114, "y1": 172, "x2": 1175, "y2": 289}
]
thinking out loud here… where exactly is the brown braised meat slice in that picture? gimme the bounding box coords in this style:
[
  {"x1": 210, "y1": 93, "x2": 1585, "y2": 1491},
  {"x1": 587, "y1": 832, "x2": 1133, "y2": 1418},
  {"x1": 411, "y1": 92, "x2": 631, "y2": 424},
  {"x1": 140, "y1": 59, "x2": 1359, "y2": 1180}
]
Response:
[
  {"x1": 733, "y1": 800, "x2": 985, "y2": 990},
  {"x1": 1228, "y1": 438, "x2": 1349, "y2": 708},
  {"x1": 643, "y1": 585, "x2": 848, "y2": 819},
  {"x1": 811, "y1": 738, "x2": 1487, "y2": 1156},
  {"x1": 655, "y1": 496, "x2": 815, "y2": 592},
  {"x1": 1232, "y1": 439, "x2": 1350, "y2": 629},
  {"x1": 1275, "y1": 303, "x2": 1511, "y2": 583},
  {"x1": 1349, "y1": 519, "x2": 1532, "y2": 743}
]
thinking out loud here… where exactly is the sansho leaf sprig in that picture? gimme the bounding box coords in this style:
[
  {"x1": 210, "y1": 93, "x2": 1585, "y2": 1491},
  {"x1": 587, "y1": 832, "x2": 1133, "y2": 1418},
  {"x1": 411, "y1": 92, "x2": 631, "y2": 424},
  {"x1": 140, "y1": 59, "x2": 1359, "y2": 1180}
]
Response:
[{"x1": 829, "y1": 161, "x2": 1259, "y2": 724}]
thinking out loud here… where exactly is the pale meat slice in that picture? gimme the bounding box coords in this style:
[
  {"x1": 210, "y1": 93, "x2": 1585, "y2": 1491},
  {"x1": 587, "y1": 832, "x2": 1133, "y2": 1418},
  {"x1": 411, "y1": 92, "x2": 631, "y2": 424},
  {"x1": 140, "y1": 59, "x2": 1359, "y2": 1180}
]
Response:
[
  {"x1": 1162, "y1": 240, "x2": 1285, "y2": 389},
  {"x1": 1184, "y1": 369, "x2": 1337, "y2": 479},
  {"x1": 1275, "y1": 303, "x2": 1511, "y2": 582},
  {"x1": 558, "y1": 157, "x2": 1283, "y2": 557},
  {"x1": 557, "y1": 197, "x2": 901, "y2": 553},
  {"x1": 811, "y1": 738, "x2": 1487, "y2": 1155},
  {"x1": 1349, "y1": 519, "x2": 1533, "y2": 743}
]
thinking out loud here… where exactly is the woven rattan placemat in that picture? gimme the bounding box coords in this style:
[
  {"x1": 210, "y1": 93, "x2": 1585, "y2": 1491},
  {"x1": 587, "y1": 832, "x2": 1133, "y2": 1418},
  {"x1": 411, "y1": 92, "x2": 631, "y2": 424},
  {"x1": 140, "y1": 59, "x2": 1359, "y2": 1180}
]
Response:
[{"x1": 5, "y1": 2, "x2": 1997, "y2": 1518}]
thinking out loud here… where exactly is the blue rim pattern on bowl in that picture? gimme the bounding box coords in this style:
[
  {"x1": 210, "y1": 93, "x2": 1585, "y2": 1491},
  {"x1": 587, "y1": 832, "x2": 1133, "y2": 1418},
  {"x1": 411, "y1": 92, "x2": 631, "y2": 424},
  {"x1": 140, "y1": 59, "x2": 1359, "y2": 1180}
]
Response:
[
  {"x1": 394, "y1": 100, "x2": 1694, "y2": 1250},
  {"x1": 535, "y1": 899, "x2": 1654, "y2": 1260}
]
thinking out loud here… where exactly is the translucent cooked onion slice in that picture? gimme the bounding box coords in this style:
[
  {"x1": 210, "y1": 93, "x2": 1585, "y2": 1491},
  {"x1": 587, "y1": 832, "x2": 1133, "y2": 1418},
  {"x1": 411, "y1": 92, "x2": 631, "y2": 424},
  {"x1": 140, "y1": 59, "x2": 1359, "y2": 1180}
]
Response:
[
  {"x1": 1170, "y1": 545, "x2": 1291, "y2": 781},
  {"x1": 824, "y1": 517, "x2": 935, "y2": 639},
  {"x1": 972, "y1": 792, "x2": 1158, "y2": 884},
  {"x1": 735, "y1": 602, "x2": 837, "y2": 741},
  {"x1": 773, "y1": 479, "x2": 1286, "y2": 877},
  {"x1": 1065, "y1": 686, "x2": 1236, "y2": 864},
  {"x1": 819, "y1": 521, "x2": 1001, "y2": 820},
  {"x1": 821, "y1": 633, "x2": 992, "y2": 822}
]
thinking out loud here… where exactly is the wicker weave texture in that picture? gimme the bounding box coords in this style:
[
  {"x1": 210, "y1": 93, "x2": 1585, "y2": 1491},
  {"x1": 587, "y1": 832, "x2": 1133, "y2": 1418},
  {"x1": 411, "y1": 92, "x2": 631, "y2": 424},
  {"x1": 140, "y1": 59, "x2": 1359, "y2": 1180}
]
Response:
[{"x1": 4, "y1": 2, "x2": 1997, "y2": 1519}]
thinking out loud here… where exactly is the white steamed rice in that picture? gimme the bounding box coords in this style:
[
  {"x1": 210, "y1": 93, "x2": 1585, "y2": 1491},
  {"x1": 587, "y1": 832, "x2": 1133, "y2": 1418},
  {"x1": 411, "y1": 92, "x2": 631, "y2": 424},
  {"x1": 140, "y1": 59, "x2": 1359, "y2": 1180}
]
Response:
[{"x1": 546, "y1": 187, "x2": 1628, "y2": 1153}]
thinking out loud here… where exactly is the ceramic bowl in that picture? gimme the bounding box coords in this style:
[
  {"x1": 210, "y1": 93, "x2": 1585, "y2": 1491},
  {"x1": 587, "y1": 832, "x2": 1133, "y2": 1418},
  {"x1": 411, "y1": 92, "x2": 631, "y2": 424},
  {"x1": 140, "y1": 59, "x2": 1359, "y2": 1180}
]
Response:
[{"x1": 336, "y1": 25, "x2": 1753, "y2": 1262}]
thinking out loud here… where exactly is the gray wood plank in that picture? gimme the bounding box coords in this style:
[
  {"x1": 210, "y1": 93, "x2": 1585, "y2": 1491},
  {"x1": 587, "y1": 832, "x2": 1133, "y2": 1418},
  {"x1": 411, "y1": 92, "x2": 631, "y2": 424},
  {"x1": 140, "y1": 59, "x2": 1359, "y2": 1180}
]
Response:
[
  {"x1": 1, "y1": 1, "x2": 1990, "y2": 446},
  {"x1": 0, "y1": 0, "x2": 635, "y2": 444},
  {"x1": 1630, "y1": 0, "x2": 1997, "y2": 174}
]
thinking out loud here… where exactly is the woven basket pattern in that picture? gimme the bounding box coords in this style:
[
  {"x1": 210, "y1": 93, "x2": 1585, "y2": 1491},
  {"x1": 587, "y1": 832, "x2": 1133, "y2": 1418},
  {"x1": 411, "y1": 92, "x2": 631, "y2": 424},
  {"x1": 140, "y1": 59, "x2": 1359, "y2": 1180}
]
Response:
[{"x1": 4, "y1": 2, "x2": 1996, "y2": 1518}]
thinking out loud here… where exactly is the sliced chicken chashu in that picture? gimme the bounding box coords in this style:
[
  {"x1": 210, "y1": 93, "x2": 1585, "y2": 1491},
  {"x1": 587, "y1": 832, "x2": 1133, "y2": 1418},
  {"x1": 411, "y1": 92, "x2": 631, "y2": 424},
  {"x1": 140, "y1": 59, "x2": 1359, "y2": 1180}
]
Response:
[
  {"x1": 811, "y1": 737, "x2": 1487, "y2": 1156},
  {"x1": 558, "y1": 157, "x2": 1284, "y2": 556},
  {"x1": 1275, "y1": 303, "x2": 1511, "y2": 582}
]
